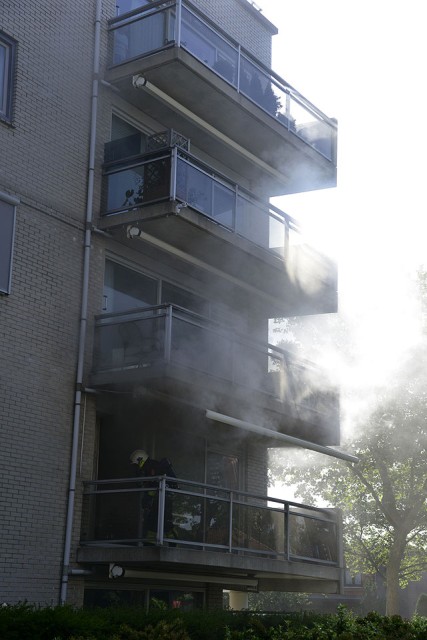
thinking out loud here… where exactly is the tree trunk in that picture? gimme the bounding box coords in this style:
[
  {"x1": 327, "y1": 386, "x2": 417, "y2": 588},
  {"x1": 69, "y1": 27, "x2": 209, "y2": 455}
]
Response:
[{"x1": 385, "y1": 532, "x2": 407, "y2": 616}]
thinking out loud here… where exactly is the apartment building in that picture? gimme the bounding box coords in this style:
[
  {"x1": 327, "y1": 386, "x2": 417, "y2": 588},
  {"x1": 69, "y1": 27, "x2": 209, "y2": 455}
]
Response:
[{"x1": 0, "y1": 0, "x2": 342, "y2": 610}]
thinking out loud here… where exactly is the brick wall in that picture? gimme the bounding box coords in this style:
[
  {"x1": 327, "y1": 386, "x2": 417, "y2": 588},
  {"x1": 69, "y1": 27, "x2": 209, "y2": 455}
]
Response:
[
  {"x1": 0, "y1": 2, "x2": 95, "y2": 220},
  {"x1": 191, "y1": 0, "x2": 276, "y2": 67},
  {"x1": 246, "y1": 439, "x2": 269, "y2": 496},
  {"x1": 0, "y1": 201, "x2": 84, "y2": 604},
  {"x1": 0, "y1": 0, "x2": 99, "y2": 604},
  {"x1": 0, "y1": 0, "x2": 282, "y2": 607}
]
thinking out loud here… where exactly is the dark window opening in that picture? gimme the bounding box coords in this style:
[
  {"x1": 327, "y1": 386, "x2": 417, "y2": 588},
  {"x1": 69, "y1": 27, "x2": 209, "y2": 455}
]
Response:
[
  {"x1": 0, "y1": 197, "x2": 17, "y2": 294},
  {"x1": 84, "y1": 587, "x2": 204, "y2": 610},
  {"x1": 104, "y1": 260, "x2": 157, "y2": 312},
  {"x1": 103, "y1": 259, "x2": 209, "y2": 316},
  {"x1": 0, "y1": 31, "x2": 16, "y2": 122}
]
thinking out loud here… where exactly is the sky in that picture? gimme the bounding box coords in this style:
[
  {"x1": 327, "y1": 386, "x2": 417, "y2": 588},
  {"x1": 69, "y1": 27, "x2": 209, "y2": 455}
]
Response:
[{"x1": 255, "y1": 0, "x2": 426, "y2": 439}]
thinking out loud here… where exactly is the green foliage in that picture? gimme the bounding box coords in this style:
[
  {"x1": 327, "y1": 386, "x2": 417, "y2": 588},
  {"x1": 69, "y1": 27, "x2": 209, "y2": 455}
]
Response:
[
  {"x1": 148, "y1": 598, "x2": 168, "y2": 611},
  {"x1": 248, "y1": 591, "x2": 310, "y2": 612},
  {"x1": 2, "y1": 605, "x2": 427, "y2": 640},
  {"x1": 106, "y1": 619, "x2": 190, "y2": 640},
  {"x1": 270, "y1": 354, "x2": 427, "y2": 615}
]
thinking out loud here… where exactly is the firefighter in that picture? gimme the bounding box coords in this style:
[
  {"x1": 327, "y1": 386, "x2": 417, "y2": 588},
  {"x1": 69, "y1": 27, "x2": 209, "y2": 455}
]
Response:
[{"x1": 130, "y1": 449, "x2": 178, "y2": 545}]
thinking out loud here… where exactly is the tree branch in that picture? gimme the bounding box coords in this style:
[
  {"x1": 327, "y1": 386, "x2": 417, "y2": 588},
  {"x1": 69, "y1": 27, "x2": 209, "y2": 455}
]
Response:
[{"x1": 347, "y1": 462, "x2": 398, "y2": 526}]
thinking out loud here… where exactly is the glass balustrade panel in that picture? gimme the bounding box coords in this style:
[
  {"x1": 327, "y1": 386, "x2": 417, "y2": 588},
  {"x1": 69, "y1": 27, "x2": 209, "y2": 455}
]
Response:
[
  {"x1": 290, "y1": 99, "x2": 333, "y2": 160},
  {"x1": 94, "y1": 317, "x2": 165, "y2": 371},
  {"x1": 170, "y1": 492, "x2": 204, "y2": 544},
  {"x1": 269, "y1": 214, "x2": 286, "y2": 256},
  {"x1": 233, "y1": 503, "x2": 284, "y2": 555},
  {"x1": 232, "y1": 341, "x2": 270, "y2": 393},
  {"x1": 289, "y1": 513, "x2": 337, "y2": 562},
  {"x1": 181, "y1": 7, "x2": 238, "y2": 86},
  {"x1": 81, "y1": 482, "x2": 338, "y2": 566},
  {"x1": 170, "y1": 317, "x2": 233, "y2": 380},
  {"x1": 81, "y1": 489, "x2": 142, "y2": 543},
  {"x1": 112, "y1": 10, "x2": 170, "y2": 64},
  {"x1": 236, "y1": 195, "x2": 269, "y2": 248},
  {"x1": 239, "y1": 55, "x2": 280, "y2": 118},
  {"x1": 212, "y1": 181, "x2": 234, "y2": 228},
  {"x1": 267, "y1": 352, "x2": 285, "y2": 399},
  {"x1": 176, "y1": 158, "x2": 212, "y2": 217},
  {"x1": 106, "y1": 157, "x2": 171, "y2": 212}
]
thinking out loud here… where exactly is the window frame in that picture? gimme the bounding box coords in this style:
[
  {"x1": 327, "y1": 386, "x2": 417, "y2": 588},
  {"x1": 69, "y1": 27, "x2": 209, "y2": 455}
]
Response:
[
  {"x1": 0, "y1": 192, "x2": 19, "y2": 294},
  {"x1": 103, "y1": 257, "x2": 209, "y2": 317},
  {"x1": 0, "y1": 31, "x2": 17, "y2": 123}
]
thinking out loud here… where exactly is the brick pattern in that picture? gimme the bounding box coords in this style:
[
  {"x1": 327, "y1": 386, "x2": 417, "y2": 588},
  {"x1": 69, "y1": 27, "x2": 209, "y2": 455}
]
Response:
[
  {"x1": 0, "y1": 0, "x2": 96, "y2": 605},
  {"x1": 246, "y1": 440, "x2": 268, "y2": 496},
  {"x1": 0, "y1": 202, "x2": 84, "y2": 604},
  {"x1": 0, "y1": 1, "x2": 94, "y2": 220},
  {"x1": 0, "y1": 0, "x2": 283, "y2": 609},
  {"x1": 193, "y1": 0, "x2": 273, "y2": 66}
]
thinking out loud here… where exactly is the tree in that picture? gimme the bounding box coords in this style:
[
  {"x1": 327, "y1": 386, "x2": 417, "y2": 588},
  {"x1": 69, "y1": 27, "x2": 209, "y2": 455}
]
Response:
[{"x1": 271, "y1": 354, "x2": 427, "y2": 615}]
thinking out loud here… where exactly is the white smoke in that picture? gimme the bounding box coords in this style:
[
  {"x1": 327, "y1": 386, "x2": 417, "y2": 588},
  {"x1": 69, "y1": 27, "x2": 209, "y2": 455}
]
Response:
[{"x1": 259, "y1": 0, "x2": 427, "y2": 446}]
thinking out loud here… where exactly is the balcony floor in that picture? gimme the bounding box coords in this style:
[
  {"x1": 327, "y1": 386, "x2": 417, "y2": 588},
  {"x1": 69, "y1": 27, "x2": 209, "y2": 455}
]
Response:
[
  {"x1": 99, "y1": 201, "x2": 338, "y2": 319},
  {"x1": 107, "y1": 47, "x2": 336, "y2": 197},
  {"x1": 77, "y1": 544, "x2": 341, "y2": 593}
]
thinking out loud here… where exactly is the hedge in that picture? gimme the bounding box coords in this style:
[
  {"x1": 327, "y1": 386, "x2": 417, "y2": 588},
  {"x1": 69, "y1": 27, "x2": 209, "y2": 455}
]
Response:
[{"x1": 0, "y1": 604, "x2": 427, "y2": 640}]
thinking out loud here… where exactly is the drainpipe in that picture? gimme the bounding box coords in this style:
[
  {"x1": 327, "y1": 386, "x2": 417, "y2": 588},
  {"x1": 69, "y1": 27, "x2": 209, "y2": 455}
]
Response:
[{"x1": 60, "y1": 0, "x2": 102, "y2": 605}]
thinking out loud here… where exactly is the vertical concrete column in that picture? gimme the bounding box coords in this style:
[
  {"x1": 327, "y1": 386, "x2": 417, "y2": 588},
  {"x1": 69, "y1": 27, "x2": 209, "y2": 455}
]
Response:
[{"x1": 229, "y1": 591, "x2": 248, "y2": 610}]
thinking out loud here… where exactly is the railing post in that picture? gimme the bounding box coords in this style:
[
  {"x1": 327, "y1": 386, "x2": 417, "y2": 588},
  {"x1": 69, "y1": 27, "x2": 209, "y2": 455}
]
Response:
[
  {"x1": 230, "y1": 339, "x2": 235, "y2": 385},
  {"x1": 286, "y1": 92, "x2": 291, "y2": 129},
  {"x1": 336, "y1": 508, "x2": 345, "y2": 592},
  {"x1": 237, "y1": 45, "x2": 241, "y2": 93},
  {"x1": 285, "y1": 503, "x2": 290, "y2": 560},
  {"x1": 170, "y1": 146, "x2": 177, "y2": 201},
  {"x1": 233, "y1": 186, "x2": 238, "y2": 234},
  {"x1": 164, "y1": 305, "x2": 173, "y2": 362},
  {"x1": 228, "y1": 491, "x2": 233, "y2": 552},
  {"x1": 283, "y1": 216, "x2": 290, "y2": 260},
  {"x1": 176, "y1": 0, "x2": 182, "y2": 47},
  {"x1": 137, "y1": 479, "x2": 146, "y2": 546},
  {"x1": 157, "y1": 476, "x2": 166, "y2": 545}
]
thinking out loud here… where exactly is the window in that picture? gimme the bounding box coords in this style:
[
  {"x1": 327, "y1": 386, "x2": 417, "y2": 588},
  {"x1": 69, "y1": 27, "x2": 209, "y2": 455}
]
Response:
[
  {"x1": 0, "y1": 194, "x2": 18, "y2": 294},
  {"x1": 115, "y1": 0, "x2": 151, "y2": 17},
  {"x1": 104, "y1": 260, "x2": 157, "y2": 312},
  {"x1": 207, "y1": 451, "x2": 240, "y2": 489},
  {"x1": 103, "y1": 259, "x2": 208, "y2": 316},
  {"x1": 0, "y1": 32, "x2": 16, "y2": 122}
]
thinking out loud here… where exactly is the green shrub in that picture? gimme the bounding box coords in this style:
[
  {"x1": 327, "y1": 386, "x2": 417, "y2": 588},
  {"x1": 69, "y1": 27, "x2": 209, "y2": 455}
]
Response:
[
  {"x1": 2, "y1": 604, "x2": 427, "y2": 640},
  {"x1": 112, "y1": 619, "x2": 190, "y2": 640}
]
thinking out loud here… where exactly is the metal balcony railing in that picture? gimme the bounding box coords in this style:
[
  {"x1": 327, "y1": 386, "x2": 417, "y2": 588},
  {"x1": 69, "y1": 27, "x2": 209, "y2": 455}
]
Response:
[
  {"x1": 103, "y1": 145, "x2": 298, "y2": 257},
  {"x1": 92, "y1": 303, "x2": 338, "y2": 422},
  {"x1": 81, "y1": 475, "x2": 340, "y2": 566},
  {"x1": 109, "y1": 0, "x2": 337, "y2": 163}
]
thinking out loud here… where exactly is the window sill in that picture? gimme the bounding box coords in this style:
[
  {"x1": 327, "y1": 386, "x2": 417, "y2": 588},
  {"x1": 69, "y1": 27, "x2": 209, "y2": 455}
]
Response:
[{"x1": 0, "y1": 114, "x2": 15, "y2": 128}]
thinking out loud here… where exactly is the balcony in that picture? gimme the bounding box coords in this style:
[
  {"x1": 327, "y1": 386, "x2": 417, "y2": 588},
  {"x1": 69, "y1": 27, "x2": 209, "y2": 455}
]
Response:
[
  {"x1": 78, "y1": 475, "x2": 342, "y2": 593},
  {"x1": 90, "y1": 304, "x2": 339, "y2": 444},
  {"x1": 107, "y1": 0, "x2": 337, "y2": 196},
  {"x1": 99, "y1": 143, "x2": 337, "y2": 318}
]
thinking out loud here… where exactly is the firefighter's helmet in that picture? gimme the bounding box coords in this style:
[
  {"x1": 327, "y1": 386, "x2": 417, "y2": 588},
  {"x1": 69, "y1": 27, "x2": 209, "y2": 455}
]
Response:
[{"x1": 130, "y1": 449, "x2": 149, "y2": 466}]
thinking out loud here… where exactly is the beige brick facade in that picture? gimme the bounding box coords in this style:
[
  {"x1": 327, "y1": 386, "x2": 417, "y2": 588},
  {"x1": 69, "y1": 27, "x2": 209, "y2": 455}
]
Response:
[
  {"x1": 191, "y1": 0, "x2": 276, "y2": 66},
  {"x1": 0, "y1": 0, "x2": 94, "y2": 604},
  {"x1": 0, "y1": 0, "x2": 339, "y2": 608}
]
